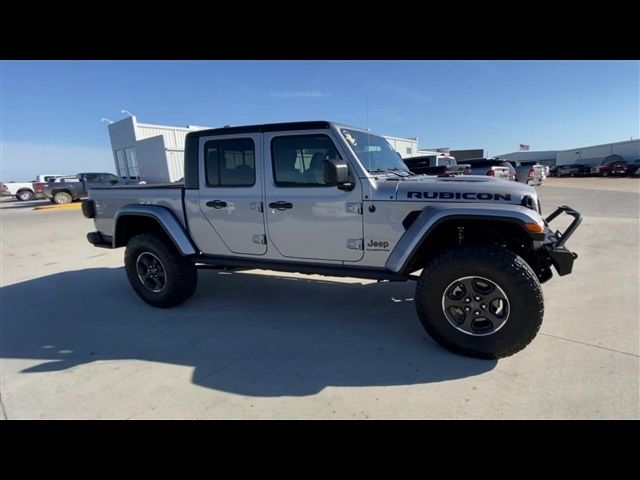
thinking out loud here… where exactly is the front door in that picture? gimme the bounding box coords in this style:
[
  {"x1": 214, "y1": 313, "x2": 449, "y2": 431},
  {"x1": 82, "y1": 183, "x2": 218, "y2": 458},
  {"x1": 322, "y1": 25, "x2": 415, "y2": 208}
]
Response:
[
  {"x1": 264, "y1": 131, "x2": 364, "y2": 262},
  {"x1": 198, "y1": 134, "x2": 266, "y2": 255}
]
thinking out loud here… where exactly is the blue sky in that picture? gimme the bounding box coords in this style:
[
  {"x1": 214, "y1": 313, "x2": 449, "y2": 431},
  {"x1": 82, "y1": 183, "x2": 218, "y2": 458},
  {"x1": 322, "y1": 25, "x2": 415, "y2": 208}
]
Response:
[{"x1": 1, "y1": 60, "x2": 638, "y2": 180}]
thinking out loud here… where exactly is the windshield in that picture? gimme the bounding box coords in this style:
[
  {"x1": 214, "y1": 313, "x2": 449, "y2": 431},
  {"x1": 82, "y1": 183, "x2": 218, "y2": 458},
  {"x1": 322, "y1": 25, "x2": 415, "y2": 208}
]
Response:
[{"x1": 340, "y1": 129, "x2": 409, "y2": 174}]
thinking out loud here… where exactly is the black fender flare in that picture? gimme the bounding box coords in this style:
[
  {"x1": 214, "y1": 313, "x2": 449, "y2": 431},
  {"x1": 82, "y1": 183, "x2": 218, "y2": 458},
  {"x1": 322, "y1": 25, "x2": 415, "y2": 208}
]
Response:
[
  {"x1": 114, "y1": 205, "x2": 198, "y2": 256},
  {"x1": 385, "y1": 204, "x2": 544, "y2": 275}
]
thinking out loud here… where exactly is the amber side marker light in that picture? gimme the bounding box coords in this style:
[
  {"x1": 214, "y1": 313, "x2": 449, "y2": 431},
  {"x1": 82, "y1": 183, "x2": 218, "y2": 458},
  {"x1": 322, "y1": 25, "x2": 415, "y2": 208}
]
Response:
[{"x1": 524, "y1": 223, "x2": 544, "y2": 233}]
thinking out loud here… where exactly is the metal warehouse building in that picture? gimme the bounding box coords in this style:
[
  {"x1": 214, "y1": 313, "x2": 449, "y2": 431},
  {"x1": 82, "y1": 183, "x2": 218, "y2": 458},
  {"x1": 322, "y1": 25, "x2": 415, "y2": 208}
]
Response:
[
  {"x1": 384, "y1": 135, "x2": 419, "y2": 157},
  {"x1": 107, "y1": 116, "x2": 419, "y2": 183},
  {"x1": 555, "y1": 139, "x2": 639, "y2": 166},
  {"x1": 499, "y1": 139, "x2": 639, "y2": 167},
  {"x1": 494, "y1": 150, "x2": 558, "y2": 167},
  {"x1": 107, "y1": 116, "x2": 206, "y2": 183}
]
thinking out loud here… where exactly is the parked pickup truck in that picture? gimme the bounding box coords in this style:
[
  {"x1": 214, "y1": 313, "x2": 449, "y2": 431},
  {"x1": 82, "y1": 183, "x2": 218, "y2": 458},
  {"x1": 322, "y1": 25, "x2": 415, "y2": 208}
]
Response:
[
  {"x1": 512, "y1": 161, "x2": 545, "y2": 186},
  {"x1": 43, "y1": 172, "x2": 119, "y2": 204},
  {"x1": 403, "y1": 154, "x2": 471, "y2": 176},
  {"x1": 464, "y1": 158, "x2": 516, "y2": 181},
  {"x1": 1, "y1": 174, "x2": 65, "y2": 201},
  {"x1": 83, "y1": 121, "x2": 583, "y2": 359}
]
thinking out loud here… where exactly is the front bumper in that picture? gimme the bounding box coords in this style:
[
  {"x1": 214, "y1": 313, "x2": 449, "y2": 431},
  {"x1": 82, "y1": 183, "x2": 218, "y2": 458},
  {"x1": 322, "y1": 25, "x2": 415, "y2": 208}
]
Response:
[
  {"x1": 542, "y1": 206, "x2": 583, "y2": 275},
  {"x1": 528, "y1": 177, "x2": 543, "y2": 186}
]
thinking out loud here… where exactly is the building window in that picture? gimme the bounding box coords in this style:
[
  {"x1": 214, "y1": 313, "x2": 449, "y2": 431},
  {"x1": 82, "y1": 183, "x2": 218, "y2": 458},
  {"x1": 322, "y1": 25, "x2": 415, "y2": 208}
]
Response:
[
  {"x1": 115, "y1": 149, "x2": 128, "y2": 177},
  {"x1": 204, "y1": 138, "x2": 255, "y2": 187},
  {"x1": 406, "y1": 147, "x2": 412, "y2": 155},
  {"x1": 125, "y1": 147, "x2": 139, "y2": 178}
]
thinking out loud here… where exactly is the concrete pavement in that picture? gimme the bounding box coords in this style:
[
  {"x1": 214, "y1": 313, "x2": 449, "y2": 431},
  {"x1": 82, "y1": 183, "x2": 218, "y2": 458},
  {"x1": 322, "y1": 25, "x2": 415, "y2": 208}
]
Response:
[{"x1": 1, "y1": 178, "x2": 638, "y2": 419}]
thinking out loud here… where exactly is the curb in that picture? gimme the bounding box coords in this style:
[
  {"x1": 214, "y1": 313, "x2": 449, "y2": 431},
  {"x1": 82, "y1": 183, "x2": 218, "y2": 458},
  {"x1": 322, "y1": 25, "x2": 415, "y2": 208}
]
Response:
[{"x1": 33, "y1": 203, "x2": 82, "y2": 211}]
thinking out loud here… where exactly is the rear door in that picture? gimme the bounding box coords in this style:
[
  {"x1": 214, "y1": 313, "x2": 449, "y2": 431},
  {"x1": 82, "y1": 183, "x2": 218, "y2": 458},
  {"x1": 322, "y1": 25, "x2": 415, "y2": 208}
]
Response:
[{"x1": 197, "y1": 134, "x2": 266, "y2": 255}]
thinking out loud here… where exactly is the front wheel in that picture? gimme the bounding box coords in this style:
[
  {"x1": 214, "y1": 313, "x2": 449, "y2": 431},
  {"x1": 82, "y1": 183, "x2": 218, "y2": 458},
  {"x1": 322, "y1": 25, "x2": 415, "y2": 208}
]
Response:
[
  {"x1": 415, "y1": 245, "x2": 544, "y2": 359},
  {"x1": 124, "y1": 233, "x2": 198, "y2": 308},
  {"x1": 601, "y1": 171, "x2": 609, "y2": 177}
]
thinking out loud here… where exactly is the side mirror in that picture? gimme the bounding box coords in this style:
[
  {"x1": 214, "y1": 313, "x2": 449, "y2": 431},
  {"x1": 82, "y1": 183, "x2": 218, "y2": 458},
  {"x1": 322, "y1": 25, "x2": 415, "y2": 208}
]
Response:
[
  {"x1": 323, "y1": 158, "x2": 354, "y2": 191},
  {"x1": 110, "y1": 179, "x2": 118, "y2": 185}
]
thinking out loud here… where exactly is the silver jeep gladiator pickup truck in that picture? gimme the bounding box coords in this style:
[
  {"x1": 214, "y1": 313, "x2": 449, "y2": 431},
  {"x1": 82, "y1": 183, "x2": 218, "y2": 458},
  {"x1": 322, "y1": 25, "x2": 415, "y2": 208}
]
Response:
[{"x1": 83, "y1": 121, "x2": 582, "y2": 358}]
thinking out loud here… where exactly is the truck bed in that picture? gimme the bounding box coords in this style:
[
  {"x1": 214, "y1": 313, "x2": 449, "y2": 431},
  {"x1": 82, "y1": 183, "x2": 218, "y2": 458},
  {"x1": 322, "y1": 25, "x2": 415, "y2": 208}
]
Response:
[{"x1": 90, "y1": 184, "x2": 186, "y2": 238}]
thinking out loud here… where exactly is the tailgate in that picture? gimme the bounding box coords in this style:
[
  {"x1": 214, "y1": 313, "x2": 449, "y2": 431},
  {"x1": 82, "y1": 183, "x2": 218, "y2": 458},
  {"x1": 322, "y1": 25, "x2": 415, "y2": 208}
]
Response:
[{"x1": 491, "y1": 166, "x2": 511, "y2": 179}]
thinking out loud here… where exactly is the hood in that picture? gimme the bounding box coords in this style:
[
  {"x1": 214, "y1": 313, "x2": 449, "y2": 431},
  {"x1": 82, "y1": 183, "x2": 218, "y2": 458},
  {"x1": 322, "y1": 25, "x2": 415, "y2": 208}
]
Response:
[{"x1": 371, "y1": 174, "x2": 539, "y2": 207}]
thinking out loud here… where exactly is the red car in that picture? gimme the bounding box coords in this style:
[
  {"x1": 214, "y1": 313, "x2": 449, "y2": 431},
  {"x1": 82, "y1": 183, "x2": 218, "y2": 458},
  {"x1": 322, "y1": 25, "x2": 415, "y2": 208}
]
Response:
[{"x1": 591, "y1": 155, "x2": 628, "y2": 177}]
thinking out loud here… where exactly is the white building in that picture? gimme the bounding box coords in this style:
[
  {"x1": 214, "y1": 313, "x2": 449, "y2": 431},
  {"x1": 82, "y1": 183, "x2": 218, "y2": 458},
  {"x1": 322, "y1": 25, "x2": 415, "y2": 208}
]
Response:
[
  {"x1": 555, "y1": 139, "x2": 639, "y2": 166},
  {"x1": 495, "y1": 150, "x2": 558, "y2": 167},
  {"x1": 384, "y1": 134, "x2": 420, "y2": 158},
  {"x1": 106, "y1": 117, "x2": 419, "y2": 183},
  {"x1": 498, "y1": 139, "x2": 639, "y2": 167},
  {"x1": 107, "y1": 116, "x2": 206, "y2": 183}
]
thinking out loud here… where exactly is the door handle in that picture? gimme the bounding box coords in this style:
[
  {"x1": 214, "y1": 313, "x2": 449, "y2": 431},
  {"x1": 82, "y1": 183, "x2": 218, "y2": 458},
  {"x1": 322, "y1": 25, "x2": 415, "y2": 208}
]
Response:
[
  {"x1": 206, "y1": 200, "x2": 227, "y2": 209},
  {"x1": 268, "y1": 201, "x2": 293, "y2": 210}
]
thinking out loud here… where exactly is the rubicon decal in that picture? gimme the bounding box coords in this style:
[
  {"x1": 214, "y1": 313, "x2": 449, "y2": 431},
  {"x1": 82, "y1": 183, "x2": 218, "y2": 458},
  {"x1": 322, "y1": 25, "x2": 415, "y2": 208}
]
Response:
[{"x1": 407, "y1": 191, "x2": 512, "y2": 201}]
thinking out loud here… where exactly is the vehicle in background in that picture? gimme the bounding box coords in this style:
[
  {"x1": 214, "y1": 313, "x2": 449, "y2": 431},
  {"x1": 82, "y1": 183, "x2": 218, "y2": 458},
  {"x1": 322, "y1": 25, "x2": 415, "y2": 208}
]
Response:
[
  {"x1": 512, "y1": 161, "x2": 545, "y2": 186},
  {"x1": 625, "y1": 159, "x2": 640, "y2": 177},
  {"x1": 591, "y1": 155, "x2": 628, "y2": 177},
  {"x1": 403, "y1": 154, "x2": 470, "y2": 176},
  {"x1": 549, "y1": 164, "x2": 590, "y2": 177},
  {"x1": 32, "y1": 174, "x2": 68, "y2": 198},
  {"x1": 43, "y1": 172, "x2": 119, "y2": 204},
  {"x1": 35, "y1": 174, "x2": 65, "y2": 183},
  {"x1": 119, "y1": 176, "x2": 147, "y2": 185},
  {"x1": 1, "y1": 181, "x2": 38, "y2": 201},
  {"x1": 2, "y1": 174, "x2": 68, "y2": 201},
  {"x1": 464, "y1": 158, "x2": 516, "y2": 181}
]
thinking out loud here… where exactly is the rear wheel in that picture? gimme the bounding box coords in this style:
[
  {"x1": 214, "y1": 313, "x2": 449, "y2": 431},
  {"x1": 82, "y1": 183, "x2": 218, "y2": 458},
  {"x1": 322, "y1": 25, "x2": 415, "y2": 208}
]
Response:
[
  {"x1": 601, "y1": 171, "x2": 609, "y2": 177},
  {"x1": 415, "y1": 245, "x2": 544, "y2": 359},
  {"x1": 124, "y1": 233, "x2": 197, "y2": 308},
  {"x1": 16, "y1": 190, "x2": 35, "y2": 201},
  {"x1": 53, "y1": 191, "x2": 73, "y2": 204}
]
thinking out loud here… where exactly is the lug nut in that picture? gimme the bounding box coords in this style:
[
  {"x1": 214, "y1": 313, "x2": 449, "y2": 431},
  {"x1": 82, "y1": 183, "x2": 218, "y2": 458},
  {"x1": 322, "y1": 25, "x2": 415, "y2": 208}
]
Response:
[
  {"x1": 465, "y1": 307, "x2": 470, "y2": 311},
  {"x1": 474, "y1": 296, "x2": 481, "y2": 301},
  {"x1": 465, "y1": 298, "x2": 471, "y2": 303},
  {"x1": 481, "y1": 304, "x2": 486, "y2": 309},
  {"x1": 474, "y1": 311, "x2": 480, "y2": 315}
]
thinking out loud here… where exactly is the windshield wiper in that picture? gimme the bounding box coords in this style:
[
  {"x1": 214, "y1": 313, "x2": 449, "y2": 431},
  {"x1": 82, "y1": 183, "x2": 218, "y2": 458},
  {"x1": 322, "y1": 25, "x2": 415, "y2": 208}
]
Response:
[
  {"x1": 368, "y1": 168, "x2": 413, "y2": 177},
  {"x1": 389, "y1": 167, "x2": 415, "y2": 176}
]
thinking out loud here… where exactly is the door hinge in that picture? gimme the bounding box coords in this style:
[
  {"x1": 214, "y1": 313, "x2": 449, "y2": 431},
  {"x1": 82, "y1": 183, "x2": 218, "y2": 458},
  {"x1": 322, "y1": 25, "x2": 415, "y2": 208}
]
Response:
[
  {"x1": 347, "y1": 238, "x2": 364, "y2": 250},
  {"x1": 250, "y1": 202, "x2": 263, "y2": 213},
  {"x1": 253, "y1": 234, "x2": 267, "y2": 245},
  {"x1": 346, "y1": 202, "x2": 362, "y2": 214}
]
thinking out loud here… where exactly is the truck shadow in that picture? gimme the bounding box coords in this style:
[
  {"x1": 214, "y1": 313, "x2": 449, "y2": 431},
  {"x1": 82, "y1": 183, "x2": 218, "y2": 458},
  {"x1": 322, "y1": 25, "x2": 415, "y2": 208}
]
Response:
[{"x1": 1, "y1": 268, "x2": 496, "y2": 396}]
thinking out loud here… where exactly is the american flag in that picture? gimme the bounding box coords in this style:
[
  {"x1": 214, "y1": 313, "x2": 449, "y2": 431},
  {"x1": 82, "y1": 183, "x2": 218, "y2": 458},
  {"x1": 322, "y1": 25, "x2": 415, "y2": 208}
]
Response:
[{"x1": 520, "y1": 144, "x2": 530, "y2": 151}]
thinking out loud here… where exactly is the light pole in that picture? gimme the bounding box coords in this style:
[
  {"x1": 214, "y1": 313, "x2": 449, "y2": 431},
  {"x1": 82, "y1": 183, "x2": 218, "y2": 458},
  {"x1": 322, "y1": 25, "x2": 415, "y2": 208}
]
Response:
[
  {"x1": 101, "y1": 118, "x2": 113, "y2": 124},
  {"x1": 121, "y1": 109, "x2": 134, "y2": 117}
]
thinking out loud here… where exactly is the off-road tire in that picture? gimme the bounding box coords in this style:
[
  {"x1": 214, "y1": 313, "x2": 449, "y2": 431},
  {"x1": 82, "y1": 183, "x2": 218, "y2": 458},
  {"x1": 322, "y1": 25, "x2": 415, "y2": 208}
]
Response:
[
  {"x1": 415, "y1": 244, "x2": 544, "y2": 359},
  {"x1": 124, "y1": 233, "x2": 198, "y2": 308}
]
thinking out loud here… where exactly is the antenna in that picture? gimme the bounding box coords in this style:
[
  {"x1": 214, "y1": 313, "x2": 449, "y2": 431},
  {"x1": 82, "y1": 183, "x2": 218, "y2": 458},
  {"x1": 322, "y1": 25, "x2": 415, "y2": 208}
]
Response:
[
  {"x1": 365, "y1": 89, "x2": 371, "y2": 170},
  {"x1": 101, "y1": 118, "x2": 113, "y2": 124}
]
